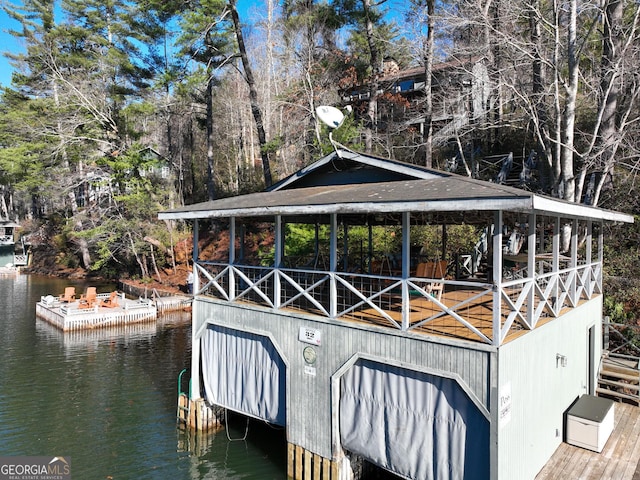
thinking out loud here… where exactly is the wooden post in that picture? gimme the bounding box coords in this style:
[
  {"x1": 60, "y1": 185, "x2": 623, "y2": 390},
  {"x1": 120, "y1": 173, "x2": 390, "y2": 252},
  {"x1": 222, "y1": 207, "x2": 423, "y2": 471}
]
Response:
[
  {"x1": 285, "y1": 443, "x2": 343, "y2": 479},
  {"x1": 322, "y1": 458, "x2": 330, "y2": 480},
  {"x1": 287, "y1": 443, "x2": 295, "y2": 479},
  {"x1": 304, "y1": 449, "x2": 312, "y2": 480},
  {"x1": 295, "y1": 445, "x2": 303, "y2": 479},
  {"x1": 313, "y1": 454, "x2": 321, "y2": 479}
]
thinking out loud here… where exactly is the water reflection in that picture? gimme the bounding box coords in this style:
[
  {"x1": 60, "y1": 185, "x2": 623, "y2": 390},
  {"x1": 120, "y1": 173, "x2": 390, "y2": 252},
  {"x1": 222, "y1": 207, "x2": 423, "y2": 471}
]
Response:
[
  {"x1": 0, "y1": 275, "x2": 286, "y2": 479},
  {"x1": 35, "y1": 319, "x2": 163, "y2": 353}
]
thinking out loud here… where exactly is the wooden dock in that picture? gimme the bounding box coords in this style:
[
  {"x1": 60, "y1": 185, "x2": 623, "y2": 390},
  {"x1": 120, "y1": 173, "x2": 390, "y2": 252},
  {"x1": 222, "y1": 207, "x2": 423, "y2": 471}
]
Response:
[
  {"x1": 536, "y1": 402, "x2": 640, "y2": 479},
  {"x1": 154, "y1": 294, "x2": 192, "y2": 314},
  {"x1": 36, "y1": 293, "x2": 157, "y2": 331}
]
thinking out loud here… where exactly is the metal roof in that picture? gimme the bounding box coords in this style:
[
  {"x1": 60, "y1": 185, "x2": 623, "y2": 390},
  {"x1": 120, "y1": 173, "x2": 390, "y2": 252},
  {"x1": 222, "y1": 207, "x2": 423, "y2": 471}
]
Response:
[{"x1": 159, "y1": 155, "x2": 633, "y2": 223}]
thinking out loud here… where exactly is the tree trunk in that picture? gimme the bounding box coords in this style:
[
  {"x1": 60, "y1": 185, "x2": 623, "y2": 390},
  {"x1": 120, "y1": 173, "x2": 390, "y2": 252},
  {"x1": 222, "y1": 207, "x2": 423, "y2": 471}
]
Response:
[
  {"x1": 229, "y1": 1, "x2": 273, "y2": 188},
  {"x1": 206, "y1": 73, "x2": 216, "y2": 201},
  {"x1": 362, "y1": 0, "x2": 381, "y2": 154},
  {"x1": 530, "y1": 0, "x2": 553, "y2": 190},
  {"x1": 423, "y1": 0, "x2": 435, "y2": 168},
  {"x1": 561, "y1": 0, "x2": 578, "y2": 203}
]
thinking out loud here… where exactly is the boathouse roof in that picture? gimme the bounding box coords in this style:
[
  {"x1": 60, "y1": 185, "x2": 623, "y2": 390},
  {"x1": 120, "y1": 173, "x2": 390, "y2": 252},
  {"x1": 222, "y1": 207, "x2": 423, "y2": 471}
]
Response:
[{"x1": 159, "y1": 149, "x2": 633, "y2": 224}]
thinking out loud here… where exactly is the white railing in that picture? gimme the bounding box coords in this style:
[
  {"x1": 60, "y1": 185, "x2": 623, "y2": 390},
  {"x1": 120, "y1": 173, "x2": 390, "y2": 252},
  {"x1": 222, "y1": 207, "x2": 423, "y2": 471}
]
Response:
[
  {"x1": 498, "y1": 262, "x2": 601, "y2": 344},
  {"x1": 13, "y1": 254, "x2": 27, "y2": 266},
  {"x1": 194, "y1": 261, "x2": 602, "y2": 346}
]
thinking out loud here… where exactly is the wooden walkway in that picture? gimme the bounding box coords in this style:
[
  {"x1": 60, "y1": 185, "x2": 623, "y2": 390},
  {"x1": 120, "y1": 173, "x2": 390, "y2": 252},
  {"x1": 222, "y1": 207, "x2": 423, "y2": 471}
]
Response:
[{"x1": 536, "y1": 402, "x2": 640, "y2": 480}]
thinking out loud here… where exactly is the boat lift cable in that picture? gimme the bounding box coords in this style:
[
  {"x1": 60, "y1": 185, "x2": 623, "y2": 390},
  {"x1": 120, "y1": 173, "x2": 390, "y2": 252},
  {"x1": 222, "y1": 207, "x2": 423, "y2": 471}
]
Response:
[{"x1": 224, "y1": 408, "x2": 250, "y2": 442}]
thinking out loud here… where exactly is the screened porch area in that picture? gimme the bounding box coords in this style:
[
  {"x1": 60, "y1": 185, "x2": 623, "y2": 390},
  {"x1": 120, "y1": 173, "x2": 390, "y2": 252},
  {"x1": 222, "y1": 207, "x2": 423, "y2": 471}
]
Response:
[{"x1": 189, "y1": 209, "x2": 606, "y2": 347}]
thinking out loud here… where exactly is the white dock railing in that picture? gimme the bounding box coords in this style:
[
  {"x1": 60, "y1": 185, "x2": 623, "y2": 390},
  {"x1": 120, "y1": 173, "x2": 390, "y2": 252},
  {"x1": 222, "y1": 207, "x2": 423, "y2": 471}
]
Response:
[
  {"x1": 194, "y1": 261, "x2": 602, "y2": 346},
  {"x1": 36, "y1": 294, "x2": 157, "y2": 331}
]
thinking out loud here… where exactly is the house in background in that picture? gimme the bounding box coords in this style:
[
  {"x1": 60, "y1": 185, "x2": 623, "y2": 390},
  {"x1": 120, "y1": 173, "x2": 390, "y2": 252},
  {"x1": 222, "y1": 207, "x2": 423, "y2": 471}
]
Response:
[
  {"x1": 137, "y1": 147, "x2": 173, "y2": 182},
  {"x1": 160, "y1": 148, "x2": 633, "y2": 479},
  {"x1": 341, "y1": 57, "x2": 491, "y2": 156},
  {"x1": 0, "y1": 219, "x2": 28, "y2": 271}
]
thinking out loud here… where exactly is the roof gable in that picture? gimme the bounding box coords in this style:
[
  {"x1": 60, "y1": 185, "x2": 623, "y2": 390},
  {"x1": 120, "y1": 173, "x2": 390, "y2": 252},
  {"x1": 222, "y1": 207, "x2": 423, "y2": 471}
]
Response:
[{"x1": 269, "y1": 149, "x2": 446, "y2": 191}]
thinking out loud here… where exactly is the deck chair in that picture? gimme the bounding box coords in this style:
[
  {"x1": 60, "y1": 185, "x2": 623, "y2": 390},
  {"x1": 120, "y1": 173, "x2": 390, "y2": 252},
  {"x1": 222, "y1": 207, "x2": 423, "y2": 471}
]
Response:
[
  {"x1": 79, "y1": 287, "x2": 97, "y2": 309},
  {"x1": 101, "y1": 291, "x2": 119, "y2": 308},
  {"x1": 416, "y1": 260, "x2": 447, "y2": 302},
  {"x1": 59, "y1": 286, "x2": 76, "y2": 303}
]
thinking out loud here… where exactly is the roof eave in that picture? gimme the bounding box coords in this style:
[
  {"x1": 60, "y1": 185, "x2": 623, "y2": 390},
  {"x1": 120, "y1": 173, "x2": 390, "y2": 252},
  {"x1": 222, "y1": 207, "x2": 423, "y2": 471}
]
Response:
[
  {"x1": 532, "y1": 196, "x2": 634, "y2": 223},
  {"x1": 158, "y1": 197, "x2": 535, "y2": 221}
]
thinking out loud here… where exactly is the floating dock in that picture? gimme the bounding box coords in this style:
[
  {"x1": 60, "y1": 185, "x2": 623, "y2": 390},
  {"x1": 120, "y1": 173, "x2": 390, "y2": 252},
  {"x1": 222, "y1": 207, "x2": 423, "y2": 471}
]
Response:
[{"x1": 36, "y1": 292, "x2": 158, "y2": 331}]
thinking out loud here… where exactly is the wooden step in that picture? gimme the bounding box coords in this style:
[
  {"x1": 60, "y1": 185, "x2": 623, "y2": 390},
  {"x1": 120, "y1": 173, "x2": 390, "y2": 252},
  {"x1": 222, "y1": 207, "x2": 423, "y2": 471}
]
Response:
[
  {"x1": 601, "y1": 361, "x2": 639, "y2": 379},
  {"x1": 598, "y1": 378, "x2": 640, "y2": 391},
  {"x1": 600, "y1": 370, "x2": 640, "y2": 383},
  {"x1": 596, "y1": 387, "x2": 640, "y2": 404}
]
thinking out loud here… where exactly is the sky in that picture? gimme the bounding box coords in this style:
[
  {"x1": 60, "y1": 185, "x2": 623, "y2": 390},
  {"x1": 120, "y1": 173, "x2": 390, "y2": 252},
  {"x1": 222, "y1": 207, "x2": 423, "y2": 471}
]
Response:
[{"x1": 0, "y1": 3, "x2": 21, "y2": 88}]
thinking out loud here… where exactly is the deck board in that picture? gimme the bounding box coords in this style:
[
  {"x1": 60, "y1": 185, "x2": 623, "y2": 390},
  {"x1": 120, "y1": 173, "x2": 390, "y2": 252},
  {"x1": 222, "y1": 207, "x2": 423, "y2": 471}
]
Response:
[{"x1": 536, "y1": 402, "x2": 640, "y2": 480}]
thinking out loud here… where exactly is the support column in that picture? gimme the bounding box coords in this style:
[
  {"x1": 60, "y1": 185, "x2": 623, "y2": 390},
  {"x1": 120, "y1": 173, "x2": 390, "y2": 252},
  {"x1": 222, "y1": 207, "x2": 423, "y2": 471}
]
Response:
[
  {"x1": 401, "y1": 212, "x2": 411, "y2": 330},
  {"x1": 571, "y1": 218, "x2": 578, "y2": 304},
  {"x1": 191, "y1": 219, "x2": 201, "y2": 401},
  {"x1": 329, "y1": 214, "x2": 338, "y2": 318},
  {"x1": 275, "y1": 215, "x2": 282, "y2": 309},
  {"x1": 552, "y1": 216, "x2": 561, "y2": 314},
  {"x1": 527, "y1": 213, "x2": 536, "y2": 327},
  {"x1": 598, "y1": 221, "x2": 604, "y2": 292},
  {"x1": 586, "y1": 220, "x2": 592, "y2": 264},
  {"x1": 192, "y1": 220, "x2": 199, "y2": 293},
  {"x1": 229, "y1": 217, "x2": 236, "y2": 299},
  {"x1": 492, "y1": 210, "x2": 503, "y2": 345}
]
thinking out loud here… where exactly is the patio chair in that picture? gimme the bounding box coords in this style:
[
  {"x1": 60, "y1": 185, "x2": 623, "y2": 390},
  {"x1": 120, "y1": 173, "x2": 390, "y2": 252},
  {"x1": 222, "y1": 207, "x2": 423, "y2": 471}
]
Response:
[
  {"x1": 59, "y1": 286, "x2": 76, "y2": 303},
  {"x1": 101, "y1": 291, "x2": 119, "y2": 308},
  {"x1": 416, "y1": 260, "x2": 447, "y2": 302},
  {"x1": 79, "y1": 287, "x2": 97, "y2": 309}
]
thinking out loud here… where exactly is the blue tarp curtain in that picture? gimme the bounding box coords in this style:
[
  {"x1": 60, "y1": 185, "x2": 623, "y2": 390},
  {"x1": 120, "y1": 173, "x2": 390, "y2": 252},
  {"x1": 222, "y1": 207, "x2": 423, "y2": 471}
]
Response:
[
  {"x1": 340, "y1": 359, "x2": 489, "y2": 480},
  {"x1": 201, "y1": 325, "x2": 286, "y2": 426}
]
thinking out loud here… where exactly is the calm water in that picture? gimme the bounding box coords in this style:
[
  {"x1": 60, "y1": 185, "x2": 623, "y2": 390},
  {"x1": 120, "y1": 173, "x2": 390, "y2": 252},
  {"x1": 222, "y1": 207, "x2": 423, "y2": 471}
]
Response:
[{"x1": 0, "y1": 274, "x2": 286, "y2": 479}]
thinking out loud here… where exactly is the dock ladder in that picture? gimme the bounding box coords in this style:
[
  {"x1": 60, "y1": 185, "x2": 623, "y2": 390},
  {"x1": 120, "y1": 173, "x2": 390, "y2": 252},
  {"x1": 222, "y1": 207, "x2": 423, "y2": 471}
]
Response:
[{"x1": 176, "y1": 368, "x2": 191, "y2": 426}]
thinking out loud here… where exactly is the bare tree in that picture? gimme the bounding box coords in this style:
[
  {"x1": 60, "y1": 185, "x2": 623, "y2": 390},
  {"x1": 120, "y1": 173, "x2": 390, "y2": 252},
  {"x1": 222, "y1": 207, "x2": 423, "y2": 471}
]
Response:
[{"x1": 229, "y1": 0, "x2": 274, "y2": 188}]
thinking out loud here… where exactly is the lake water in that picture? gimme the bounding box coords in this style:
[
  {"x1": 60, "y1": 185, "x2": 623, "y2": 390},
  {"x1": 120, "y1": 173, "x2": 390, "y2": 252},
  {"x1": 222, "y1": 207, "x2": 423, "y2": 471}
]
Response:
[{"x1": 0, "y1": 274, "x2": 286, "y2": 479}]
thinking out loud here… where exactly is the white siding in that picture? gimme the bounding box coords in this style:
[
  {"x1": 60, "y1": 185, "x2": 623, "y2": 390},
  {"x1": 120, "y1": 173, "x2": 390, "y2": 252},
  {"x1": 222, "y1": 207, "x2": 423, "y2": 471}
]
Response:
[{"x1": 497, "y1": 296, "x2": 603, "y2": 480}]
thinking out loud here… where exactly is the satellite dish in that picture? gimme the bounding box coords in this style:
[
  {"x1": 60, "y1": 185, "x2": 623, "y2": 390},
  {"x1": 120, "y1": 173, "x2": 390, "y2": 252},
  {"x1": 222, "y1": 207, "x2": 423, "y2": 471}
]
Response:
[{"x1": 316, "y1": 105, "x2": 345, "y2": 129}]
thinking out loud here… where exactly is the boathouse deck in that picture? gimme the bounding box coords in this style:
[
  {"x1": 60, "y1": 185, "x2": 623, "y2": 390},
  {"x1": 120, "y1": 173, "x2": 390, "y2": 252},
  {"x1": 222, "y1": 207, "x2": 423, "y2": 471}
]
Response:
[
  {"x1": 536, "y1": 402, "x2": 640, "y2": 479},
  {"x1": 194, "y1": 259, "x2": 598, "y2": 346}
]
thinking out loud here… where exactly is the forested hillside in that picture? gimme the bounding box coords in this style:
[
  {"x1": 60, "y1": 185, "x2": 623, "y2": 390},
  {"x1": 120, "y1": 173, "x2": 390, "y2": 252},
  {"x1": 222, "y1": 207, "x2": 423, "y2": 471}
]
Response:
[{"x1": 0, "y1": 0, "x2": 639, "y2": 322}]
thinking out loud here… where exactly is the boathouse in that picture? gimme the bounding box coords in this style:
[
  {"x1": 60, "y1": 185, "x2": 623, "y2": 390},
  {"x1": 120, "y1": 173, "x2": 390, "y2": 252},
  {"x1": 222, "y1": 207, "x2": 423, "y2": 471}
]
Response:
[
  {"x1": 159, "y1": 148, "x2": 633, "y2": 480},
  {"x1": 0, "y1": 219, "x2": 27, "y2": 270}
]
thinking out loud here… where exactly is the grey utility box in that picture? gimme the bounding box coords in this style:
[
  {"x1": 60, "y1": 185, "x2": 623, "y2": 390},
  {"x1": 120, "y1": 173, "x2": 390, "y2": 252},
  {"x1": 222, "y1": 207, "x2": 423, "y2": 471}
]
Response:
[{"x1": 566, "y1": 394, "x2": 615, "y2": 453}]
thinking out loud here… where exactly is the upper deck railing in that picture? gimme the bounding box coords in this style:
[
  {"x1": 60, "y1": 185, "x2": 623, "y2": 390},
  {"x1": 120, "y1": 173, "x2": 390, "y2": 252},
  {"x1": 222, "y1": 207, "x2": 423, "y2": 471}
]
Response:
[{"x1": 192, "y1": 260, "x2": 602, "y2": 346}]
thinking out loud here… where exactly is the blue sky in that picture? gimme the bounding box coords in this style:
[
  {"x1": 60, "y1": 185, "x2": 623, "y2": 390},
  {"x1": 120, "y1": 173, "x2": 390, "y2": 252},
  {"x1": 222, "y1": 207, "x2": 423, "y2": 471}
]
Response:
[{"x1": 0, "y1": 2, "x2": 22, "y2": 87}]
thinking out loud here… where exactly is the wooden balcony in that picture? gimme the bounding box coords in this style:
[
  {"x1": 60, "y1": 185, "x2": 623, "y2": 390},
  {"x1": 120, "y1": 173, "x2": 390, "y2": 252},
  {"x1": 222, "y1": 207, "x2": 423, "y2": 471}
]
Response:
[{"x1": 193, "y1": 260, "x2": 602, "y2": 346}]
